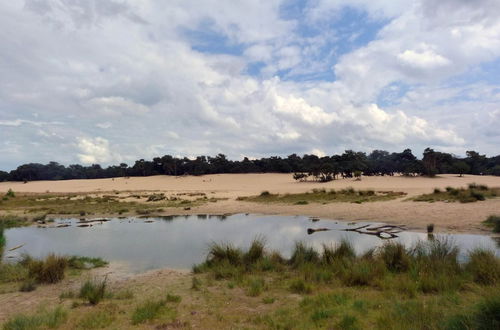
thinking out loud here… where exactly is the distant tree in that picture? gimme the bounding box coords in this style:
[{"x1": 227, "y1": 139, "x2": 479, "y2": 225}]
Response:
[
  {"x1": 0, "y1": 170, "x2": 8, "y2": 182},
  {"x1": 452, "y1": 161, "x2": 470, "y2": 177},
  {"x1": 422, "y1": 148, "x2": 438, "y2": 177},
  {"x1": 293, "y1": 172, "x2": 308, "y2": 182}
]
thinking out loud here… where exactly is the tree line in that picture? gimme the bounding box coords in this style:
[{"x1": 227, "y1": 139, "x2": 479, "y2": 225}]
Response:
[{"x1": 0, "y1": 148, "x2": 499, "y2": 183}]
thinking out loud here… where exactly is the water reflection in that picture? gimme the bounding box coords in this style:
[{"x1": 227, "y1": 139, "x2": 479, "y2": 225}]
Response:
[{"x1": 3, "y1": 214, "x2": 498, "y2": 273}]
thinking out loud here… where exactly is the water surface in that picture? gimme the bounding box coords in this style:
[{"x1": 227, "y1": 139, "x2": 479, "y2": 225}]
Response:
[{"x1": 3, "y1": 214, "x2": 498, "y2": 273}]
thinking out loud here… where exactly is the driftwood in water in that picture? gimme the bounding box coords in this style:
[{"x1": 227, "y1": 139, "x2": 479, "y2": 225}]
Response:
[
  {"x1": 77, "y1": 224, "x2": 92, "y2": 227},
  {"x1": 307, "y1": 228, "x2": 331, "y2": 235},
  {"x1": 8, "y1": 244, "x2": 25, "y2": 251},
  {"x1": 343, "y1": 224, "x2": 405, "y2": 239},
  {"x1": 77, "y1": 218, "x2": 110, "y2": 224},
  {"x1": 57, "y1": 224, "x2": 70, "y2": 228}
]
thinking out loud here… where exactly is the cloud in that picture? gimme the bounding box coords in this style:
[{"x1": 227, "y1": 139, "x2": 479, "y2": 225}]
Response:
[
  {"x1": 0, "y1": 0, "x2": 499, "y2": 170},
  {"x1": 77, "y1": 137, "x2": 119, "y2": 164}
]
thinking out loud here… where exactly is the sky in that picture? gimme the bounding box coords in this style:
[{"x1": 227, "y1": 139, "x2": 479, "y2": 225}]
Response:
[{"x1": 1, "y1": 0, "x2": 500, "y2": 170}]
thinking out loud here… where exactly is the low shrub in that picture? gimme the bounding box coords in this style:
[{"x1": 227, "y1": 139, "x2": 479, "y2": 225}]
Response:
[
  {"x1": 379, "y1": 242, "x2": 410, "y2": 272},
  {"x1": 131, "y1": 299, "x2": 167, "y2": 325},
  {"x1": 79, "y1": 278, "x2": 107, "y2": 305},
  {"x1": 27, "y1": 254, "x2": 67, "y2": 284},
  {"x1": 290, "y1": 241, "x2": 319, "y2": 267},
  {"x1": 289, "y1": 279, "x2": 312, "y2": 294},
  {"x1": 19, "y1": 278, "x2": 37, "y2": 292},
  {"x1": 484, "y1": 215, "x2": 500, "y2": 233},
  {"x1": 466, "y1": 249, "x2": 500, "y2": 285}
]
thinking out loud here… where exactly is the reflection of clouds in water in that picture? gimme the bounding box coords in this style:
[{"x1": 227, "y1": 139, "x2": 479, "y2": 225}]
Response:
[{"x1": 3, "y1": 214, "x2": 499, "y2": 273}]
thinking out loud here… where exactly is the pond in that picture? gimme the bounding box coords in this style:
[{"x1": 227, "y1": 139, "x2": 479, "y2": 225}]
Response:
[{"x1": 2, "y1": 214, "x2": 499, "y2": 273}]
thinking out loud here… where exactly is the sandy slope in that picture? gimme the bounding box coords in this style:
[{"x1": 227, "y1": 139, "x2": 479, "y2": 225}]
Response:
[{"x1": 1, "y1": 173, "x2": 500, "y2": 233}]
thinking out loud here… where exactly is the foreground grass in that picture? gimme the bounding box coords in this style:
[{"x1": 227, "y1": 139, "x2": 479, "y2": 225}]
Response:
[
  {"x1": 237, "y1": 188, "x2": 406, "y2": 205},
  {"x1": 189, "y1": 238, "x2": 500, "y2": 329},
  {"x1": 413, "y1": 183, "x2": 500, "y2": 203},
  {"x1": 2, "y1": 238, "x2": 499, "y2": 329}
]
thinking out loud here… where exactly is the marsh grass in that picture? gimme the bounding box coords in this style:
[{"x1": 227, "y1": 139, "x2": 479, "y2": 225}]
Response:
[
  {"x1": 465, "y1": 249, "x2": 500, "y2": 285},
  {"x1": 413, "y1": 184, "x2": 500, "y2": 203},
  {"x1": 0, "y1": 192, "x2": 213, "y2": 218},
  {"x1": 77, "y1": 307, "x2": 116, "y2": 329},
  {"x1": 68, "y1": 256, "x2": 108, "y2": 269},
  {"x1": 79, "y1": 278, "x2": 107, "y2": 305},
  {"x1": 131, "y1": 298, "x2": 174, "y2": 325},
  {"x1": 238, "y1": 188, "x2": 406, "y2": 205},
  {"x1": 27, "y1": 254, "x2": 67, "y2": 284},
  {"x1": 3, "y1": 306, "x2": 67, "y2": 330}
]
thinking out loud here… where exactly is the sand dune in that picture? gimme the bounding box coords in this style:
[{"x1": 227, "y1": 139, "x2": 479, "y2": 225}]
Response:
[{"x1": 1, "y1": 173, "x2": 500, "y2": 234}]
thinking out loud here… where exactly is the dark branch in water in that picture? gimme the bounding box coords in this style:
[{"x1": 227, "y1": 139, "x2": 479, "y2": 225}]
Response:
[
  {"x1": 343, "y1": 224, "x2": 405, "y2": 239},
  {"x1": 307, "y1": 224, "x2": 406, "y2": 239}
]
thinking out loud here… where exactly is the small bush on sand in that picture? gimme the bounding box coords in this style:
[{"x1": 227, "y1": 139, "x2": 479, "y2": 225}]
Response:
[
  {"x1": 484, "y1": 215, "x2": 500, "y2": 233},
  {"x1": 79, "y1": 278, "x2": 107, "y2": 305},
  {"x1": 19, "y1": 278, "x2": 37, "y2": 292},
  {"x1": 131, "y1": 299, "x2": 168, "y2": 325},
  {"x1": 27, "y1": 254, "x2": 67, "y2": 284},
  {"x1": 289, "y1": 279, "x2": 312, "y2": 294},
  {"x1": 207, "y1": 242, "x2": 243, "y2": 266}
]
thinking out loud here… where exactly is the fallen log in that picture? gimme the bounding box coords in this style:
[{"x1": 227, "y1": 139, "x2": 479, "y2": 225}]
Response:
[{"x1": 307, "y1": 228, "x2": 331, "y2": 235}]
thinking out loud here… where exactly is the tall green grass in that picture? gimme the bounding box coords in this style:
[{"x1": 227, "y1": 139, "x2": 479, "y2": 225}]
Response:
[{"x1": 3, "y1": 306, "x2": 67, "y2": 330}]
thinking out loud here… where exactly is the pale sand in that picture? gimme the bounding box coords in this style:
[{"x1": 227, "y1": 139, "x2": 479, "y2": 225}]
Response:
[{"x1": 1, "y1": 173, "x2": 500, "y2": 234}]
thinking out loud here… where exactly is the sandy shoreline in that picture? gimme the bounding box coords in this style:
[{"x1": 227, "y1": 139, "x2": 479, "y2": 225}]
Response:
[{"x1": 1, "y1": 173, "x2": 500, "y2": 234}]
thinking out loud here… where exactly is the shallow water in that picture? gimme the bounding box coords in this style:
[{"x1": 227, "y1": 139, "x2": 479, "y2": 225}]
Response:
[{"x1": 3, "y1": 214, "x2": 499, "y2": 273}]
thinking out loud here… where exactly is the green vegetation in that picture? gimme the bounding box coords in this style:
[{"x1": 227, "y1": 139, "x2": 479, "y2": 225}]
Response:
[
  {"x1": 26, "y1": 254, "x2": 67, "y2": 284},
  {"x1": 192, "y1": 238, "x2": 500, "y2": 328},
  {"x1": 79, "y1": 278, "x2": 107, "y2": 305},
  {"x1": 131, "y1": 297, "x2": 177, "y2": 325},
  {"x1": 413, "y1": 184, "x2": 500, "y2": 203},
  {"x1": 3, "y1": 306, "x2": 67, "y2": 330},
  {"x1": 0, "y1": 192, "x2": 215, "y2": 218},
  {"x1": 0, "y1": 254, "x2": 107, "y2": 290},
  {"x1": 238, "y1": 188, "x2": 406, "y2": 204},
  {"x1": 68, "y1": 256, "x2": 108, "y2": 269},
  {"x1": 484, "y1": 215, "x2": 500, "y2": 233},
  {"x1": 0, "y1": 215, "x2": 32, "y2": 228}
]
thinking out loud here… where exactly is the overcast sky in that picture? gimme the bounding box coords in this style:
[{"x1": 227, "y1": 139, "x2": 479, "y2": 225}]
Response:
[{"x1": 1, "y1": 0, "x2": 499, "y2": 170}]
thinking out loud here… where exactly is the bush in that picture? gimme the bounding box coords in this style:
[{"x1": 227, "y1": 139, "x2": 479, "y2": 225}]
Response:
[
  {"x1": 131, "y1": 299, "x2": 167, "y2": 325},
  {"x1": 5, "y1": 189, "x2": 15, "y2": 198},
  {"x1": 246, "y1": 278, "x2": 265, "y2": 297},
  {"x1": 68, "y1": 256, "x2": 108, "y2": 269},
  {"x1": 466, "y1": 249, "x2": 500, "y2": 285},
  {"x1": 207, "y1": 242, "x2": 242, "y2": 266},
  {"x1": 243, "y1": 238, "x2": 266, "y2": 266},
  {"x1": 19, "y1": 278, "x2": 37, "y2": 292},
  {"x1": 342, "y1": 259, "x2": 386, "y2": 286},
  {"x1": 322, "y1": 240, "x2": 355, "y2": 264},
  {"x1": 289, "y1": 279, "x2": 312, "y2": 294},
  {"x1": 260, "y1": 191, "x2": 271, "y2": 197},
  {"x1": 484, "y1": 215, "x2": 500, "y2": 233},
  {"x1": 28, "y1": 254, "x2": 67, "y2": 284},
  {"x1": 379, "y1": 242, "x2": 410, "y2": 272},
  {"x1": 290, "y1": 242, "x2": 320, "y2": 267},
  {"x1": 79, "y1": 278, "x2": 107, "y2": 305}
]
